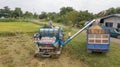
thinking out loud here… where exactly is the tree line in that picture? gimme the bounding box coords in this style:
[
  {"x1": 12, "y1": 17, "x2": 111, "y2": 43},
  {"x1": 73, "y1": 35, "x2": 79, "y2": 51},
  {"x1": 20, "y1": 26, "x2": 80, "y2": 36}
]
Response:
[
  {"x1": 0, "y1": 6, "x2": 120, "y2": 26},
  {"x1": 39, "y1": 7, "x2": 120, "y2": 26},
  {"x1": 0, "y1": 6, "x2": 39, "y2": 19}
]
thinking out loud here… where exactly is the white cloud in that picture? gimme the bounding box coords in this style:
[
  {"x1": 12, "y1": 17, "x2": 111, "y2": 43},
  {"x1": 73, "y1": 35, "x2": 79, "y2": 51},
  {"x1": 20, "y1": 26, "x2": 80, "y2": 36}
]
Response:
[{"x1": 0, "y1": 0, "x2": 120, "y2": 14}]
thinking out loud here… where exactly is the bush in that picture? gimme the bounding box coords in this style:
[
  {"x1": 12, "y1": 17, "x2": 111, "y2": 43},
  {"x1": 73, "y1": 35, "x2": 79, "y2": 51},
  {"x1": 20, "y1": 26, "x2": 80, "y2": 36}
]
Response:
[
  {"x1": 79, "y1": 21, "x2": 86, "y2": 26},
  {"x1": 54, "y1": 17, "x2": 63, "y2": 23}
]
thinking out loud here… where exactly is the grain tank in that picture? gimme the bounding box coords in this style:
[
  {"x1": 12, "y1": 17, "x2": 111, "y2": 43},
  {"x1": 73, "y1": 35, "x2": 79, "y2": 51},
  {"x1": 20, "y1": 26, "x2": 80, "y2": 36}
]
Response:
[{"x1": 87, "y1": 20, "x2": 110, "y2": 53}]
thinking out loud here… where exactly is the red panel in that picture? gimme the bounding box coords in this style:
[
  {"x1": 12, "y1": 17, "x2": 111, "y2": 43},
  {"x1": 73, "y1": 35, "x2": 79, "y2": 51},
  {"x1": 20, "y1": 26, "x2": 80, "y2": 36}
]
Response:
[
  {"x1": 89, "y1": 40, "x2": 94, "y2": 43},
  {"x1": 102, "y1": 40, "x2": 108, "y2": 43},
  {"x1": 96, "y1": 40, "x2": 101, "y2": 43}
]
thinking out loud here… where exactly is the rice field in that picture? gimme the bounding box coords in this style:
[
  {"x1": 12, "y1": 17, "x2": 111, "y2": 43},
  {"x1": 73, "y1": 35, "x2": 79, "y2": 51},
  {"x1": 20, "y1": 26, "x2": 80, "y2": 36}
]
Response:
[
  {"x1": 0, "y1": 22, "x2": 40, "y2": 33},
  {"x1": 0, "y1": 22, "x2": 120, "y2": 67}
]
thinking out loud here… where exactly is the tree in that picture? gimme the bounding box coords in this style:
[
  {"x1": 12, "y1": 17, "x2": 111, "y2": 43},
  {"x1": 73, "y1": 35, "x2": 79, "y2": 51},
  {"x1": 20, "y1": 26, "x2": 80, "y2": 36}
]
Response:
[
  {"x1": 13, "y1": 7, "x2": 23, "y2": 18},
  {"x1": 0, "y1": 6, "x2": 11, "y2": 18},
  {"x1": 116, "y1": 7, "x2": 120, "y2": 13},
  {"x1": 33, "y1": 12, "x2": 39, "y2": 19},
  {"x1": 60, "y1": 7, "x2": 74, "y2": 15},
  {"x1": 47, "y1": 12, "x2": 56, "y2": 20},
  {"x1": 47, "y1": 12, "x2": 62, "y2": 22},
  {"x1": 78, "y1": 10, "x2": 94, "y2": 21},
  {"x1": 63, "y1": 10, "x2": 94, "y2": 26},
  {"x1": 39, "y1": 12, "x2": 47, "y2": 19},
  {"x1": 64, "y1": 11, "x2": 79, "y2": 25},
  {"x1": 97, "y1": 7, "x2": 120, "y2": 17},
  {"x1": 24, "y1": 11, "x2": 33, "y2": 18},
  {"x1": 106, "y1": 7, "x2": 116, "y2": 15}
]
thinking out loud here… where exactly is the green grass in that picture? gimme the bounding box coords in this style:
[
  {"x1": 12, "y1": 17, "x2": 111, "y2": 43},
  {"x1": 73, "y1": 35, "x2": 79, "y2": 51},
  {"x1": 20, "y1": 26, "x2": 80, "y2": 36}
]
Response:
[
  {"x1": 0, "y1": 22, "x2": 40, "y2": 33},
  {"x1": 0, "y1": 22, "x2": 120, "y2": 67},
  {"x1": 64, "y1": 28, "x2": 120, "y2": 67}
]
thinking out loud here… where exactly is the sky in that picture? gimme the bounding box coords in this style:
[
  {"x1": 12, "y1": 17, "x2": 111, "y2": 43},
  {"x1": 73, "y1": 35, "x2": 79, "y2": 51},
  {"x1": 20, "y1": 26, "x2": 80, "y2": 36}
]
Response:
[{"x1": 0, "y1": 0, "x2": 120, "y2": 14}]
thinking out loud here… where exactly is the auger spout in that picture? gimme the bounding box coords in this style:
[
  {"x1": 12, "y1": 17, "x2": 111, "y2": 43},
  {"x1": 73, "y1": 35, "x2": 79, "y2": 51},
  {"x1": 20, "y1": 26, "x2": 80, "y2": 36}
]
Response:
[{"x1": 62, "y1": 19, "x2": 95, "y2": 46}]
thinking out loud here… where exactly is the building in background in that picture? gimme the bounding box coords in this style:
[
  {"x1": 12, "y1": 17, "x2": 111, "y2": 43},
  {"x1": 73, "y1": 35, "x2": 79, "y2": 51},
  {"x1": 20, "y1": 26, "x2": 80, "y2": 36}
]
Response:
[
  {"x1": 100, "y1": 14, "x2": 120, "y2": 29},
  {"x1": 100, "y1": 14, "x2": 120, "y2": 38}
]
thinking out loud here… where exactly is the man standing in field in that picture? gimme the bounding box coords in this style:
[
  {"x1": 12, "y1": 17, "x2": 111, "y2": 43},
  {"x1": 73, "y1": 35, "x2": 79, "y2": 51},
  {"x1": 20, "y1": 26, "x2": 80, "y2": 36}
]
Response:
[{"x1": 48, "y1": 20, "x2": 53, "y2": 28}]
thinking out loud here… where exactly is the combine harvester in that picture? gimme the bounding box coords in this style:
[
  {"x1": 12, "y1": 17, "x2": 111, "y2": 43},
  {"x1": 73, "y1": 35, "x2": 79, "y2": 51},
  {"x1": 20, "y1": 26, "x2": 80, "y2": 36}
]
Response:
[{"x1": 33, "y1": 19, "x2": 110, "y2": 58}]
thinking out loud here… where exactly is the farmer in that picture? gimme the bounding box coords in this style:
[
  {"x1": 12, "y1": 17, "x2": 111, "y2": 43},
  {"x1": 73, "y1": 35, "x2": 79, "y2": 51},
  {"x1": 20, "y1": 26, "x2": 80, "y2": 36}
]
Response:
[
  {"x1": 68, "y1": 32, "x2": 71, "y2": 38},
  {"x1": 48, "y1": 20, "x2": 53, "y2": 28}
]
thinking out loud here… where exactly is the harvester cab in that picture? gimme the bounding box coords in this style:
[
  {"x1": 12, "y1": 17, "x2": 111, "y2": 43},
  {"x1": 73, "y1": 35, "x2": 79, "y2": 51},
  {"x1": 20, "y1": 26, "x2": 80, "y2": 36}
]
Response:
[{"x1": 34, "y1": 19, "x2": 96, "y2": 57}]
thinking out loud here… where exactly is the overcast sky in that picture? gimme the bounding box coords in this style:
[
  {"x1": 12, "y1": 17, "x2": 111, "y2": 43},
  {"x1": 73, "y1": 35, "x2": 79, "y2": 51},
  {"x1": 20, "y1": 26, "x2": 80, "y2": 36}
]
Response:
[{"x1": 0, "y1": 0, "x2": 120, "y2": 14}]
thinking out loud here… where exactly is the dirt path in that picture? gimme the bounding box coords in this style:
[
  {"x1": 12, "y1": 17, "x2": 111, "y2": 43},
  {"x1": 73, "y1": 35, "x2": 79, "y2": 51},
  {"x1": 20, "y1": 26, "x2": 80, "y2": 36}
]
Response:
[{"x1": 111, "y1": 37, "x2": 120, "y2": 44}]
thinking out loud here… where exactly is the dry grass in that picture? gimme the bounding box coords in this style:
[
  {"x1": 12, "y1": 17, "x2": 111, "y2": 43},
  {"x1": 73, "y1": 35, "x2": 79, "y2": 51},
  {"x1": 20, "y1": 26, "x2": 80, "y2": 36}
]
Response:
[
  {"x1": 0, "y1": 34, "x2": 87, "y2": 67},
  {"x1": 0, "y1": 34, "x2": 35, "y2": 67}
]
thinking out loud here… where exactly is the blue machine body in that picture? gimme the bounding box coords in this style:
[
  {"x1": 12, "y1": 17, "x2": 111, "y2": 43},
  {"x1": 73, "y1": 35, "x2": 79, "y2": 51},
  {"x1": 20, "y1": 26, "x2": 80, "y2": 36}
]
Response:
[
  {"x1": 87, "y1": 44, "x2": 110, "y2": 52},
  {"x1": 35, "y1": 27, "x2": 64, "y2": 48},
  {"x1": 34, "y1": 27, "x2": 65, "y2": 57}
]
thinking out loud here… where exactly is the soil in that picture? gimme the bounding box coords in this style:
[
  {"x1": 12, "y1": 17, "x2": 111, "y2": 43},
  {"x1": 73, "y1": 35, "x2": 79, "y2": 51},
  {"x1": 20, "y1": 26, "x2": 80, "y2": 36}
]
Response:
[{"x1": 111, "y1": 37, "x2": 120, "y2": 44}]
